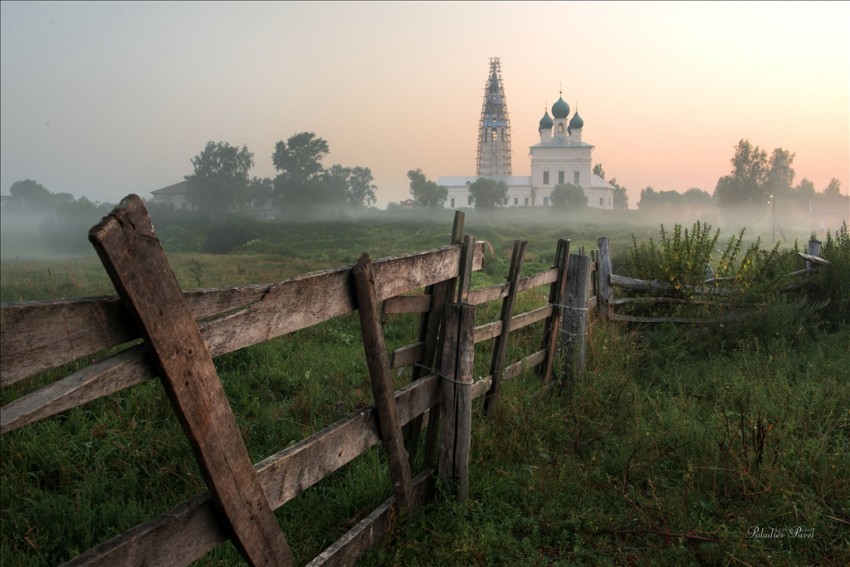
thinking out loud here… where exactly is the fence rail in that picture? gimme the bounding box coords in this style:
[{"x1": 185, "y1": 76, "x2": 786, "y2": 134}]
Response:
[{"x1": 1, "y1": 196, "x2": 595, "y2": 566}]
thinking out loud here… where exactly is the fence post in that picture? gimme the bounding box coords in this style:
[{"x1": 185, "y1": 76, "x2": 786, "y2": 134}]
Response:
[
  {"x1": 405, "y1": 211, "x2": 464, "y2": 468},
  {"x1": 806, "y1": 239, "x2": 822, "y2": 272},
  {"x1": 561, "y1": 253, "x2": 591, "y2": 391},
  {"x1": 88, "y1": 195, "x2": 295, "y2": 567},
  {"x1": 538, "y1": 239, "x2": 571, "y2": 385},
  {"x1": 596, "y1": 237, "x2": 613, "y2": 322},
  {"x1": 437, "y1": 302, "x2": 474, "y2": 502},
  {"x1": 352, "y1": 253, "x2": 415, "y2": 515},
  {"x1": 484, "y1": 240, "x2": 526, "y2": 417}
]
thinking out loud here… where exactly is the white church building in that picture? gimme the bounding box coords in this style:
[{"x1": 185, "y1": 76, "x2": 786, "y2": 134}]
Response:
[{"x1": 439, "y1": 58, "x2": 614, "y2": 210}]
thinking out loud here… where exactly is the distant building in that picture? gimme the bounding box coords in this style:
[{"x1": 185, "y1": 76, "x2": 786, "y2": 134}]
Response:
[
  {"x1": 150, "y1": 181, "x2": 196, "y2": 210},
  {"x1": 439, "y1": 57, "x2": 614, "y2": 210}
]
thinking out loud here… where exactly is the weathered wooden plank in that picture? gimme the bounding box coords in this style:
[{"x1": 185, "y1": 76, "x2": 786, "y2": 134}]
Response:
[
  {"x1": 1, "y1": 345, "x2": 150, "y2": 434},
  {"x1": 484, "y1": 240, "x2": 526, "y2": 416},
  {"x1": 609, "y1": 273, "x2": 674, "y2": 292},
  {"x1": 306, "y1": 470, "x2": 435, "y2": 567},
  {"x1": 466, "y1": 269, "x2": 558, "y2": 306},
  {"x1": 1, "y1": 242, "x2": 484, "y2": 387},
  {"x1": 596, "y1": 238, "x2": 613, "y2": 322},
  {"x1": 472, "y1": 306, "x2": 552, "y2": 345},
  {"x1": 453, "y1": 304, "x2": 474, "y2": 502},
  {"x1": 608, "y1": 313, "x2": 739, "y2": 324},
  {"x1": 538, "y1": 239, "x2": 570, "y2": 384},
  {"x1": 352, "y1": 253, "x2": 415, "y2": 515},
  {"x1": 381, "y1": 294, "x2": 431, "y2": 314},
  {"x1": 455, "y1": 236, "x2": 476, "y2": 303},
  {"x1": 389, "y1": 342, "x2": 424, "y2": 370},
  {"x1": 437, "y1": 303, "x2": 460, "y2": 491},
  {"x1": 88, "y1": 195, "x2": 293, "y2": 567},
  {"x1": 471, "y1": 349, "x2": 547, "y2": 400},
  {"x1": 562, "y1": 254, "x2": 592, "y2": 389},
  {"x1": 63, "y1": 372, "x2": 442, "y2": 567}
]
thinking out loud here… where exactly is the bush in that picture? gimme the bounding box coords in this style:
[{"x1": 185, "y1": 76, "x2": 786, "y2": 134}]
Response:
[{"x1": 203, "y1": 220, "x2": 260, "y2": 253}]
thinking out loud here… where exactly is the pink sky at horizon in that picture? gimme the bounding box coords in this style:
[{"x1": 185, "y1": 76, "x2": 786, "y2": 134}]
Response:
[{"x1": 1, "y1": 1, "x2": 847, "y2": 209}]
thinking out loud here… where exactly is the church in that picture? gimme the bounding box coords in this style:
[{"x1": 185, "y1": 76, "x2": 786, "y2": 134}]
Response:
[{"x1": 439, "y1": 58, "x2": 614, "y2": 209}]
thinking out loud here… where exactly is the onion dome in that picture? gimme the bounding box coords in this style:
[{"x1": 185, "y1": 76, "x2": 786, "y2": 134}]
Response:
[
  {"x1": 568, "y1": 111, "x2": 584, "y2": 130},
  {"x1": 551, "y1": 96, "x2": 570, "y2": 119},
  {"x1": 538, "y1": 110, "x2": 554, "y2": 131}
]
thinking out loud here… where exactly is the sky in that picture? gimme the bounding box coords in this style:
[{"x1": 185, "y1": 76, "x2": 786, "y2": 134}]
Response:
[{"x1": 1, "y1": 1, "x2": 848, "y2": 209}]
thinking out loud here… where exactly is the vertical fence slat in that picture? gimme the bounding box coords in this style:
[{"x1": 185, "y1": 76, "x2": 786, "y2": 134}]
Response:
[
  {"x1": 352, "y1": 253, "x2": 416, "y2": 515},
  {"x1": 561, "y1": 253, "x2": 592, "y2": 391},
  {"x1": 437, "y1": 303, "x2": 474, "y2": 502},
  {"x1": 538, "y1": 239, "x2": 571, "y2": 385},
  {"x1": 88, "y1": 195, "x2": 294, "y2": 567},
  {"x1": 406, "y1": 211, "x2": 464, "y2": 467},
  {"x1": 484, "y1": 240, "x2": 527, "y2": 417},
  {"x1": 596, "y1": 237, "x2": 613, "y2": 322}
]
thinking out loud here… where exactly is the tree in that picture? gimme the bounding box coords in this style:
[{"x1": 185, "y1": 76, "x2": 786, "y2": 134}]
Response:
[
  {"x1": 593, "y1": 163, "x2": 606, "y2": 179},
  {"x1": 551, "y1": 183, "x2": 587, "y2": 208},
  {"x1": 794, "y1": 177, "x2": 816, "y2": 198},
  {"x1": 6, "y1": 179, "x2": 72, "y2": 213},
  {"x1": 468, "y1": 177, "x2": 508, "y2": 209},
  {"x1": 322, "y1": 165, "x2": 377, "y2": 208},
  {"x1": 714, "y1": 139, "x2": 768, "y2": 207},
  {"x1": 823, "y1": 178, "x2": 842, "y2": 196},
  {"x1": 609, "y1": 178, "x2": 629, "y2": 210},
  {"x1": 682, "y1": 187, "x2": 714, "y2": 206},
  {"x1": 39, "y1": 196, "x2": 113, "y2": 253},
  {"x1": 185, "y1": 141, "x2": 254, "y2": 222},
  {"x1": 272, "y1": 132, "x2": 329, "y2": 212},
  {"x1": 407, "y1": 169, "x2": 447, "y2": 208},
  {"x1": 765, "y1": 147, "x2": 795, "y2": 199}
]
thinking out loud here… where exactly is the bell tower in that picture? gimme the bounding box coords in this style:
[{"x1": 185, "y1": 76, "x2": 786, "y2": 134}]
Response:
[{"x1": 476, "y1": 57, "x2": 512, "y2": 177}]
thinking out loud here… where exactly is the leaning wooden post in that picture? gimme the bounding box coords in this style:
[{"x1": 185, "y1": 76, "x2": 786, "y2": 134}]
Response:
[
  {"x1": 561, "y1": 253, "x2": 592, "y2": 392},
  {"x1": 88, "y1": 195, "x2": 294, "y2": 567},
  {"x1": 352, "y1": 253, "x2": 416, "y2": 515},
  {"x1": 538, "y1": 239, "x2": 571, "y2": 385},
  {"x1": 596, "y1": 237, "x2": 613, "y2": 322},
  {"x1": 406, "y1": 210, "x2": 464, "y2": 468},
  {"x1": 484, "y1": 240, "x2": 526, "y2": 417},
  {"x1": 437, "y1": 302, "x2": 474, "y2": 502}
]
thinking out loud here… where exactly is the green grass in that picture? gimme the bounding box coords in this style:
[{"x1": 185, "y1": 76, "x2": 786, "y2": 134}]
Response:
[{"x1": 1, "y1": 211, "x2": 847, "y2": 566}]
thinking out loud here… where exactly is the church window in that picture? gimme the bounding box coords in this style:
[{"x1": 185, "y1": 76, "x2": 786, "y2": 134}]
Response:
[
  {"x1": 558, "y1": 171, "x2": 565, "y2": 185},
  {"x1": 543, "y1": 171, "x2": 550, "y2": 185},
  {"x1": 599, "y1": 197, "x2": 604, "y2": 207},
  {"x1": 451, "y1": 198, "x2": 455, "y2": 208},
  {"x1": 491, "y1": 128, "x2": 498, "y2": 142},
  {"x1": 574, "y1": 171, "x2": 580, "y2": 185},
  {"x1": 524, "y1": 197, "x2": 529, "y2": 205},
  {"x1": 543, "y1": 196, "x2": 549, "y2": 206},
  {"x1": 558, "y1": 123, "x2": 564, "y2": 133},
  {"x1": 514, "y1": 197, "x2": 518, "y2": 205}
]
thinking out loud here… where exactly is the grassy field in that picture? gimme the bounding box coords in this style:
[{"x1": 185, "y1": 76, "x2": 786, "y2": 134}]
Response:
[{"x1": 1, "y1": 209, "x2": 848, "y2": 566}]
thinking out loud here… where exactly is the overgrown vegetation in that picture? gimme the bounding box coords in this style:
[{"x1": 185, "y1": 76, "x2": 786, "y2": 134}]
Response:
[{"x1": 1, "y1": 215, "x2": 848, "y2": 566}]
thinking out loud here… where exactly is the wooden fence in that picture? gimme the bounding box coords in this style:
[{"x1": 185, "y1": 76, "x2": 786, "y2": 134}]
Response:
[
  {"x1": 0, "y1": 195, "x2": 596, "y2": 566},
  {"x1": 594, "y1": 237, "x2": 828, "y2": 325}
]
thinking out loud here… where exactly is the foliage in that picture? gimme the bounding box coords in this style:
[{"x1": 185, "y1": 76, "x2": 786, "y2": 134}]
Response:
[
  {"x1": 273, "y1": 132, "x2": 377, "y2": 214},
  {"x1": 796, "y1": 221, "x2": 850, "y2": 328},
  {"x1": 468, "y1": 177, "x2": 508, "y2": 209},
  {"x1": 822, "y1": 177, "x2": 842, "y2": 196},
  {"x1": 185, "y1": 141, "x2": 254, "y2": 222},
  {"x1": 608, "y1": 177, "x2": 629, "y2": 210},
  {"x1": 714, "y1": 139, "x2": 769, "y2": 207},
  {"x1": 550, "y1": 182, "x2": 587, "y2": 208},
  {"x1": 203, "y1": 217, "x2": 262, "y2": 254},
  {"x1": 6, "y1": 179, "x2": 74, "y2": 213},
  {"x1": 407, "y1": 169, "x2": 448, "y2": 208}
]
